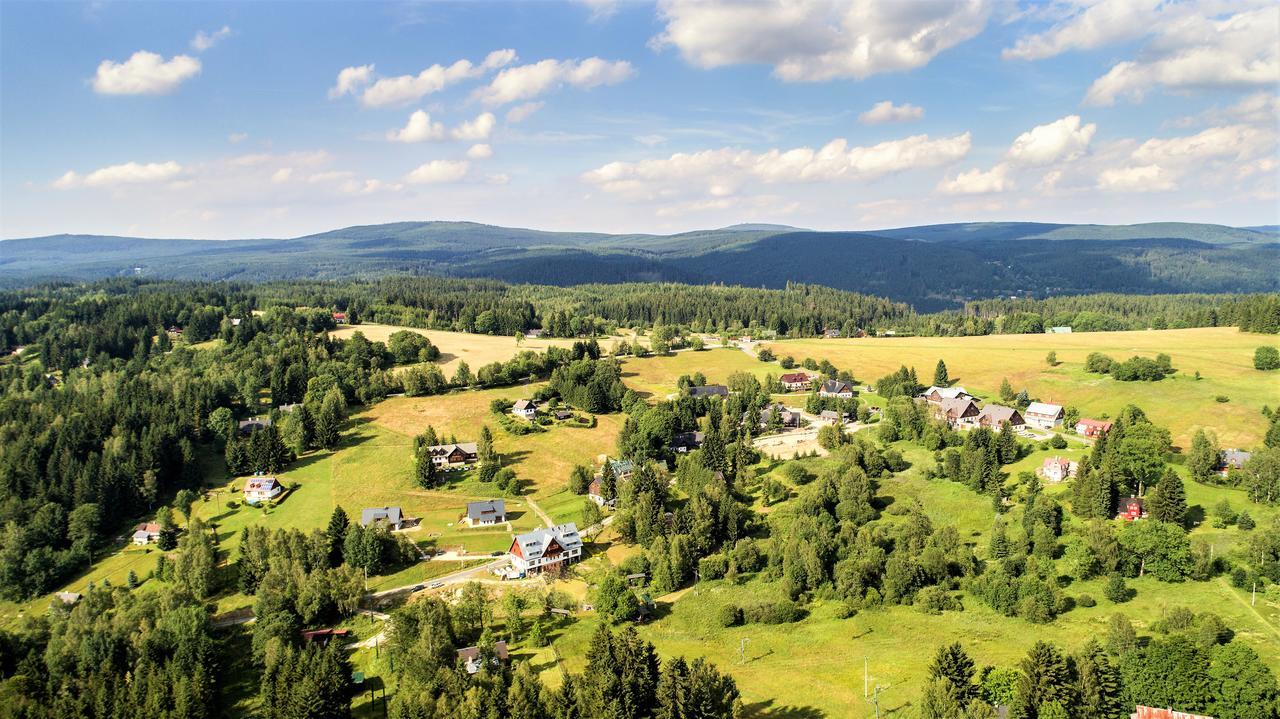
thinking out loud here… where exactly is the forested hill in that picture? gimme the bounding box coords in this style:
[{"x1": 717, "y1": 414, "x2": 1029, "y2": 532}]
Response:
[{"x1": 3, "y1": 220, "x2": 1276, "y2": 311}]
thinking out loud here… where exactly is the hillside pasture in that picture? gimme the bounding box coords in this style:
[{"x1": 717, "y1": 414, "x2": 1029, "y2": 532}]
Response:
[
  {"x1": 329, "y1": 323, "x2": 583, "y2": 375},
  {"x1": 619, "y1": 347, "x2": 771, "y2": 398},
  {"x1": 762, "y1": 327, "x2": 1276, "y2": 448}
]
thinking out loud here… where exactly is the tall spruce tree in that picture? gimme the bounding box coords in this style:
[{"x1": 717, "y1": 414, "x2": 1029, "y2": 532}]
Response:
[
  {"x1": 928, "y1": 642, "x2": 976, "y2": 703},
  {"x1": 933, "y1": 359, "x2": 950, "y2": 387},
  {"x1": 1148, "y1": 468, "x2": 1188, "y2": 526},
  {"x1": 1075, "y1": 640, "x2": 1124, "y2": 719},
  {"x1": 1012, "y1": 641, "x2": 1076, "y2": 719}
]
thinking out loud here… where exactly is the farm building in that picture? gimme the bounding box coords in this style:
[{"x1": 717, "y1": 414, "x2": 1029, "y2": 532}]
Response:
[
  {"x1": 427, "y1": 443, "x2": 478, "y2": 468},
  {"x1": 512, "y1": 399, "x2": 538, "y2": 420},
  {"x1": 937, "y1": 397, "x2": 981, "y2": 428},
  {"x1": 1076, "y1": 418, "x2": 1112, "y2": 439},
  {"x1": 976, "y1": 404, "x2": 1025, "y2": 432},
  {"x1": 509, "y1": 523, "x2": 583, "y2": 575},
  {"x1": 361, "y1": 506, "x2": 404, "y2": 530},
  {"x1": 779, "y1": 372, "x2": 813, "y2": 392},
  {"x1": 818, "y1": 379, "x2": 855, "y2": 398}
]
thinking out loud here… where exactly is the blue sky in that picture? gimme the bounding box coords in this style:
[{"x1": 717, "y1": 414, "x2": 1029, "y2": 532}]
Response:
[{"x1": 1, "y1": 0, "x2": 1276, "y2": 239}]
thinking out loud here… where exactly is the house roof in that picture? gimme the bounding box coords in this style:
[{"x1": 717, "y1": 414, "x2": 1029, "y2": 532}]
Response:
[
  {"x1": 1043, "y1": 456, "x2": 1074, "y2": 472},
  {"x1": 940, "y1": 397, "x2": 979, "y2": 417},
  {"x1": 244, "y1": 477, "x2": 280, "y2": 492},
  {"x1": 238, "y1": 417, "x2": 271, "y2": 430},
  {"x1": 779, "y1": 372, "x2": 811, "y2": 383},
  {"x1": 821, "y1": 379, "x2": 853, "y2": 393},
  {"x1": 55, "y1": 591, "x2": 82, "y2": 604},
  {"x1": 361, "y1": 506, "x2": 402, "y2": 527},
  {"x1": 457, "y1": 640, "x2": 510, "y2": 664},
  {"x1": 136, "y1": 522, "x2": 161, "y2": 534},
  {"x1": 923, "y1": 386, "x2": 969, "y2": 399},
  {"x1": 466, "y1": 499, "x2": 506, "y2": 521},
  {"x1": 687, "y1": 384, "x2": 729, "y2": 397},
  {"x1": 1131, "y1": 706, "x2": 1213, "y2": 719},
  {"x1": 427, "y1": 443, "x2": 478, "y2": 457},
  {"x1": 512, "y1": 523, "x2": 582, "y2": 561},
  {"x1": 1220, "y1": 449, "x2": 1251, "y2": 468},
  {"x1": 978, "y1": 404, "x2": 1022, "y2": 424},
  {"x1": 672, "y1": 431, "x2": 704, "y2": 447},
  {"x1": 554, "y1": 409, "x2": 573, "y2": 419},
  {"x1": 1076, "y1": 418, "x2": 1112, "y2": 430},
  {"x1": 607, "y1": 458, "x2": 634, "y2": 476},
  {"x1": 820, "y1": 409, "x2": 841, "y2": 419},
  {"x1": 1025, "y1": 402, "x2": 1063, "y2": 416},
  {"x1": 1121, "y1": 496, "x2": 1145, "y2": 509},
  {"x1": 513, "y1": 399, "x2": 537, "y2": 411}
]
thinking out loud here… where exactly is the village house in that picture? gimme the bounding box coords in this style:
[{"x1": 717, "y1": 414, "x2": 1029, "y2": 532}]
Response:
[
  {"x1": 686, "y1": 384, "x2": 729, "y2": 398},
  {"x1": 512, "y1": 399, "x2": 538, "y2": 420},
  {"x1": 976, "y1": 404, "x2": 1026, "y2": 432},
  {"x1": 818, "y1": 379, "x2": 855, "y2": 398},
  {"x1": 132, "y1": 523, "x2": 161, "y2": 545},
  {"x1": 749, "y1": 403, "x2": 800, "y2": 430},
  {"x1": 360, "y1": 506, "x2": 404, "y2": 530},
  {"x1": 1117, "y1": 497, "x2": 1147, "y2": 521},
  {"x1": 237, "y1": 416, "x2": 272, "y2": 436},
  {"x1": 243, "y1": 476, "x2": 283, "y2": 504},
  {"x1": 457, "y1": 641, "x2": 510, "y2": 674},
  {"x1": 920, "y1": 386, "x2": 972, "y2": 404},
  {"x1": 822, "y1": 328, "x2": 841, "y2": 338},
  {"x1": 331, "y1": 312, "x2": 348, "y2": 324},
  {"x1": 464, "y1": 499, "x2": 507, "y2": 526},
  {"x1": 554, "y1": 409, "x2": 573, "y2": 421},
  {"x1": 165, "y1": 326, "x2": 183, "y2": 339},
  {"x1": 1131, "y1": 706, "x2": 1213, "y2": 719},
  {"x1": 277, "y1": 403, "x2": 301, "y2": 413},
  {"x1": 1216, "y1": 449, "x2": 1251, "y2": 476},
  {"x1": 1075, "y1": 418, "x2": 1113, "y2": 439},
  {"x1": 301, "y1": 628, "x2": 351, "y2": 646},
  {"x1": 670, "y1": 431, "x2": 704, "y2": 453},
  {"x1": 1024, "y1": 402, "x2": 1065, "y2": 430},
  {"x1": 1040, "y1": 456, "x2": 1078, "y2": 483},
  {"x1": 427, "y1": 442, "x2": 479, "y2": 469},
  {"x1": 524, "y1": 328, "x2": 545, "y2": 339},
  {"x1": 604, "y1": 458, "x2": 635, "y2": 481},
  {"x1": 55, "y1": 591, "x2": 82, "y2": 605},
  {"x1": 937, "y1": 397, "x2": 981, "y2": 428},
  {"x1": 1046, "y1": 326, "x2": 1073, "y2": 334},
  {"x1": 587, "y1": 478, "x2": 615, "y2": 508},
  {"x1": 779, "y1": 372, "x2": 813, "y2": 392},
  {"x1": 509, "y1": 523, "x2": 583, "y2": 575},
  {"x1": 820, "y1": 409, "x2": 847, "y2": 423}
]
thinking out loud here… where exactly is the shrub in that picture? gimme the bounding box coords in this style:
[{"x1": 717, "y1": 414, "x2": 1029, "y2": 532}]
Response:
[
  {"x1": 757, "y1": 347, "x2": 775, "y2": 362},
  {"x1": 832, "y1": 601, "x2": 858, "y2": 619},
  {"x1": 779, "y1": 356, "x2": 796, "y2": 369},
  {"x1": 717, "y1": 604, "x2": 743, "y2": 627},
  {"x1": 781, "y1": 463, "x2": 812, "y2": 485},
  {"x1": 1254, "y1": 346, "x2": 1280, "y2": 371},
  {"x1": 1104, "y1": 574, "x2": 1130, "y2": 603},
  {"x1": 915, "y1": 586, "x2": 960, "y2": 615},
  {"x1": 1084, "y1": 352, "x2": 1115, "y2": 374},
  {"x1": 1077, "y1": 594, "x2": 1096, "y2": 608},
  {"x1": 743, "y1": 600, "x2": 805, "y2": 624},
  {"x1": 1049, "y1": 434, "x2": 1068, "y2": 449},
  {"x1": 1237, "y1": 511, "x2": 1255, "y2": 530},
  {"x1": 1215, "y1": 395, "x2": 1230, "y2": 403},
  {"x1": 698, "y1": 554, "x2": 728, "y2": 581}
]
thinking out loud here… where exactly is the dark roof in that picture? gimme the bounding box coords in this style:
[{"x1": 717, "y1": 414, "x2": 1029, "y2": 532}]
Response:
[
  {"x1": 466, "y1": 499, "x2": 506, "y2": 522},
  {"x1": 687, "y1": 384, "x2": 729, "y2": 397},
  {"x1": 820, "y1": 379, "x2": 853, "y2": 393},
  {"x1": 361, "y1": 506, "x2": 402, "y2": 526},
  {"x1": 1220, "y1": 449, "x2": 1251, "y2": 468},
  {"x1": 457, "y1": 640, "x2": 510, "y2": 664},
  {"x1": 671, "y1": 431, "x2": 704, "y2": 448}
]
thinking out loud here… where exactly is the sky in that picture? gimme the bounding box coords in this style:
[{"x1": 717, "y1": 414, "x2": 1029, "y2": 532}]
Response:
[{"x1": 1, "y1": 0, "x2": 1277, "y2": 239}]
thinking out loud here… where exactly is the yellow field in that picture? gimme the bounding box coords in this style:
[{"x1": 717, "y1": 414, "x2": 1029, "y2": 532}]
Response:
[
  {"x1": 330, "y1": 323, "x2": 584, "y2": 375},
  {"x1": 619, "y1": 347, "x2": 770, "y2": 398},
  {"x1": 762, "y1": 327, "x2": 1277, "y2": 447}
]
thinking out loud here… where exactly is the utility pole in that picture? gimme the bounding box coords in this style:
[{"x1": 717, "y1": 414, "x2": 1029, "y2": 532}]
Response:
[
  {"x1": 739, "y1": 637, "x2": 750, "y2": 665},
  {"x1": 864, "y1": 684, "x2": 890, "y2": 719},
  {"x1": 863, "y1": 657, "x2": 868, "y2": 698},
  {"x1": 1253, "y1": 581, "x2": 1257, "y2": 607}
]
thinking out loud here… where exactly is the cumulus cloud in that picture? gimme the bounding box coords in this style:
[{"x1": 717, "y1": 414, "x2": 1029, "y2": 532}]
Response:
[
  {"x1": 1003, "y1": 0, "x2": 1163, "y2": 61},
  {"x1": 583, "y1": 132, "x2": 971, "y2": 202},
  {"x1": 386, "y1": 110, "x2": 445, "y2": 143},
  {"x1": 328, "y1": 64, "x2": 375, "y2": 99},
  {"x1": 1096, "y1": 123, "x2": 1276, "y2": 192},
  {"x1": 505, "y1": 102, "x2": 544, "y2": 123},
  {"x1": 191, "y1": 25, "x2": 231, "y2": 52},
  {"x1": 466, "y1": 143, "x2": 494, "y2": 159},
  {"x1": 1097, "y1": 164, "x2": 1175, "y2": 192},
  {"x1": 1083, "y1": 5, "x2": 1279, "y2": 106},
  {"x1": 859, "y1": 100, "x2": 924, "y2": 124},
  {"x1": 652, "y1": 0, "x2": 990, "y2": 81},
  {"x1": 451, "y1": 112, "x2": 496, "y2": 141},
  {"x1": 93, "y1": 51, "x2": 201, "y2": 95},
  {"x1": 1005, "y1": 115, "x2": 1096, "y2": 165},
  {"x1": 938, "y1": 163, "x2": 1011, "y2": 195},
  {"x1": 404, "y1": 159, "x2": 470, "y2": 184},
  {"x1": 474, "y1": 57, "x2": 634, "y2": 105},
  {"x1": 330, "y1": 50, "x2": 515, "y2": 106},
  {"x1": 53, "y1": 161, "x2": 184, "y2": 189}
]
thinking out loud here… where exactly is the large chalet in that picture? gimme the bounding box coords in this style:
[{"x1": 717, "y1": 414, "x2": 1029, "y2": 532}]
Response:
[
  {"x1": 509, "y1": 523, "x2": 583, "y2": 575},
  {"x1": 1025, "y1": 402, "x2": 1065, "y2": 430},
  {"x1": 779, "y1": 372, "x2": 813, "y2": 392},
  {"x1": 427, "y1": 442, "x2": 478, "y2": 469},
  {"x1": 976, "y1": 404, "x2": 1025, "y2": 432},
  {"x1": 920, "y1": 386, "x2": 972, "y2": 404},
  {"x1": 937, "y1": 397, "x2": 981, "y2": 428},
  {"x1": 818, "y1": 379, "x2": 855, "y2": 398}
]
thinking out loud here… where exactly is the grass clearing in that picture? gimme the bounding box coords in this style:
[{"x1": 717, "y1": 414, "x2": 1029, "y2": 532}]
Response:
[
  {"x1": 762, "y1": 327, "x2": 1276, "y2": 447},
  {"x1": 329, "y1": 323, "x2": 585, "y2": 375},
  {"x1": 619, "y1": 348, "x2": 769, "y2": 398}
]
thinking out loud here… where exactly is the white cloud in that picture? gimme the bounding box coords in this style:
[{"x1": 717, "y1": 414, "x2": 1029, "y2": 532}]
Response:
[
  {"x1": 938, "y1": 163, "x2": 1012, "y2": 195},
  {"x1": 474, "y1": 57, "x2": 634, "y2": 105},
  {"x1": 1097, "y1": 164, "x2": 1176, "y2": 192},
  {"x1": 340, "y1": 178, "x2": 404, "y2": 195},
  {"x1": 53, "y1": 160, "x2": 184, "y2": 189},
  {"x1": 1005, "y1": 115, "x2": 1096, "y2": 165},
  {"x1": 404, "y1": 159, "x2": 470, "y2": 184},
  {"x1": 228, "y1": 132, "x2": 248, "y2": 144},
  {"x1": 579, "y1": 0, "x2": 618, "y2": 22},
  {"x1": 1131, "y1": 124, "x2": 1270, "y2": 166},
  {"x1": 653, "y1": 0, "x2": 991, "y2": 81},
  {"x1": 271, "y1": 168, "x2": 293, "y2": 184},
  {"x1": 339, "y1": 49, "x2": 517, "y2": 107},
  {"x1": 1083, "y1": 6, "x2": 1279, "y2": 106},
  {"x1": 636, "y1": 134, "x2": 668, "y2": 146},
  {"x1": 505, "y1": 102, "x2": 544, "y2": 123},
  {"x1": 328, "y1": 64, "x2": 375, "y2": 99},
  {"x1": 1003, "y1": 0, "x2": 1162, "y2": 61},
  {"x1": 583, "y1": 132, "x2": 971, "y2": 202},
  {"x1": 92, "y1": 51, "x2": 201, "y2": 95},
  {"x1": 386, "y1": 110, "x2": 445, "y2": 143},
  {"x1": 191, "y1": 25, "x2": 231, "y2": 52},
  {"x1": 467, "y1": 144, "x2": 494, "y2": 159},
  {"x1": 307, "y1": 170, "x2": 353, "y2": 184},
  {"x1": 451, "y1": 112, "x2": 496, "y2": 141},
  {"x1": 859, "y1": 100, "x2": 924, "y2": 124}
]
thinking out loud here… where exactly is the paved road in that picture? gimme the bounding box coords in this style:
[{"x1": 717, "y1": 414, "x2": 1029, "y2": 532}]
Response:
[{"x1": 365, "y1": 557, "x2": 508, "y2": 600}]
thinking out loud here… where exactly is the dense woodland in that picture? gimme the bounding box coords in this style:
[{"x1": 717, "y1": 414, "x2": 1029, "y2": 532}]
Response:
[{"x1": 0, "y1": 279, "x2": 1277, "y2": 717}]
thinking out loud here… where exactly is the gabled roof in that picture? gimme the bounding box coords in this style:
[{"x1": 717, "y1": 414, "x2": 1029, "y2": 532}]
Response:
[
  {"x1": 821, "y1": 379, "x2": 853, "y2": 393},
  {"x1": 671, "y1": 431, "x2": 704, "y2": 447},
  {"x1": 135, "y1": 522, "x2": 161, "y2": 534},
  {"x1": 457, "y1": 640, "x2": 509, "y2": 668},
  {"x1": 1220, "y1": 449, "x2": 1251, "y2": 468},
  {"x1": 466, "y1": 499, "x2": 506, "y2": 521},
  {"x1": 607, "y1": 458, "x2": 634, "y2": 476},
  {"x1": 779, "y1": 372, "x2": 811, "y2": 383},
  {"x1": 1042, "y1": 456, "x2": 1073, "y2": 471},
  {"x1": 977, "y1": 404, "x2": 1022, "y2": 424},
  {"x1": 1025, "y1": 402, "x2": 1063, "y2": 416},
  {"x1": 1076, "y1": 418, "x2": 1111, "y2": 430},
  {"x1": 939, "y1": 397, "x2": 979, "y2": 417},
  {"x1": 687, "y1": 384, "x2": 729, "y2": 397},
  {"x1": 361, "y1": 506, "x2": 402, "y2": 527},
  {"x1": 513, "y1": 399, "x2": 537, "y2": 411},
  {"x1": 244, "y1": 476, "x2": 280, "y2": 492},
  {"x1": 428, "y1": 443, "x2": 478, "y2": 457},
  {"x1": 512, "y1": 523, "x2": 582, "y2": 561},
  {"x1": 923, "y1": 386, "x2": 969, "y2": 399}
]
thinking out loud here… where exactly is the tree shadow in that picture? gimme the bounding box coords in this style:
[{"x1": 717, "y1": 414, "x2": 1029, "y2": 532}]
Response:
[
  {"x1": 1186, "y1": 504, "x2": 1206, "y2": 527},
  {"x1": 741, "y1": 700, "x2": 826, "y2": 718}
]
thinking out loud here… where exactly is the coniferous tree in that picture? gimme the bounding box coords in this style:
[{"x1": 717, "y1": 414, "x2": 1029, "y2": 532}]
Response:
[
  {"x1": 928, "y1": 642, "x2": 976, "y2": 704},
  {"x1": 1148, "y1": 468, "x2": 1187, "y2": 526},
  {"x1": 1011, "y1": 641, "x2": 1076, "y2": 719},
  {"x1": 933, "y1": 359, "x2": 950, "y2": 387},
  {"x1": 326, "y1": 506, "x2": 349, "y2": 567},
  {"x1": 1187, "y1": 429, "x2": 1218, "y2": 482},
  {"x1": 1075, "y1": 640, "x2": 1125, "y2": 719}
]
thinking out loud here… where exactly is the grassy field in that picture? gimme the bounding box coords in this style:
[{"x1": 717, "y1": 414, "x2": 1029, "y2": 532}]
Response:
[
  {"x1": 330, "y1": 323, "x2": 585, "y2": 375},
  {"x1": 758, "y1": 327, "x2": 1276, "y2": 448},
  {"x1": 619, "y1": 347, "x2": 771, "y2": 398}
]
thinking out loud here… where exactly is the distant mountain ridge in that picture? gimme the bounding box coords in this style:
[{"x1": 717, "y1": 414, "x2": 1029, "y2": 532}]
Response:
[{"x1": 3, "y1": 220, "x2": 1276, "y2": 311}]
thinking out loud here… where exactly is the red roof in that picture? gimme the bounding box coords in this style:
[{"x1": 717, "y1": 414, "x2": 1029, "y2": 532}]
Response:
[
  {"x1": 332, "y1": 312, "x2": 347, "y2": 319},
  {"x1": 1077, "y1": 418, "x2": 1112, "y2": 430},
  {"x1": 779, "y1": 372, "x2": 810, "y2": 383},
  {"x1": 1132, "y1": 707, "x2": 1213, "y2": 719}
]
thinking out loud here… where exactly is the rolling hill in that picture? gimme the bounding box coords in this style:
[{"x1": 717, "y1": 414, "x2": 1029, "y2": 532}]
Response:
[{"x1": 2, "y1": 221, "x2": 1276, "y2": 310}]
